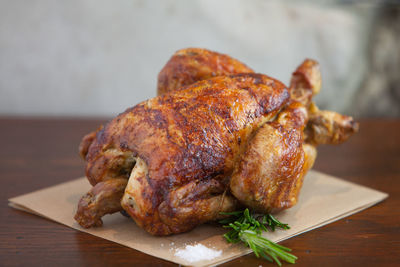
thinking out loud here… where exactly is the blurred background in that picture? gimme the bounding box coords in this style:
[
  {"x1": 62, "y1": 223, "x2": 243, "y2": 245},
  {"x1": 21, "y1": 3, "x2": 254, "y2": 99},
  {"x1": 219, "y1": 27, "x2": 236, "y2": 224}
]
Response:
[{"x1": 0, "y1": 0, "x2": 399, "y2": 118}]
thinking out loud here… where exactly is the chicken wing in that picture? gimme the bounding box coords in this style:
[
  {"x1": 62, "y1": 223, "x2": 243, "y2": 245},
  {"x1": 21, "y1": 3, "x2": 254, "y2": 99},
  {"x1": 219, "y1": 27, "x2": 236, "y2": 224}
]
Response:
[{"x1": 305, "y1": 102, "x2": 359, "y2": 145}]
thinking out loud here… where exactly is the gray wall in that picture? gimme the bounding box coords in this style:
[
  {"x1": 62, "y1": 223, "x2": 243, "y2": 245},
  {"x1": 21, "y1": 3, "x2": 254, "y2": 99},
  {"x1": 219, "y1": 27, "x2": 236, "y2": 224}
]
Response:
[{"x1": 1, "y1": 0, "x2": 397, "y2": 118}]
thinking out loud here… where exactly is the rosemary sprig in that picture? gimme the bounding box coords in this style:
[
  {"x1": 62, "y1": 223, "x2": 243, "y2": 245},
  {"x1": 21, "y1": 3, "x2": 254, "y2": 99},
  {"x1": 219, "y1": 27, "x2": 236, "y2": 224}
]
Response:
[{"x1": 219, "y1": 209, "x2": 296, "y2": 266}]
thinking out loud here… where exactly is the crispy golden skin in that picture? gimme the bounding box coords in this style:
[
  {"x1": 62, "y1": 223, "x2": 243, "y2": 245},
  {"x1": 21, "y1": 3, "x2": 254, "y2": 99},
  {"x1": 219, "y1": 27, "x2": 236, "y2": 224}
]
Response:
[
  {"x1": 157, "y1": 48, "x2": 253, "y2": 95},
  {"x1": 76, "y1": 73, "x2": 289, "y2": 235}
]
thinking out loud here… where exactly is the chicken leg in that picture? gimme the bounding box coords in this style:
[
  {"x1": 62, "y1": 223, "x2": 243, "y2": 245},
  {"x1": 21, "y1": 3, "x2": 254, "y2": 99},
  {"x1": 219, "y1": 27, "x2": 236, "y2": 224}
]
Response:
[{"x1": 230, "y1": 101, "x2": 310, "y2": 213}]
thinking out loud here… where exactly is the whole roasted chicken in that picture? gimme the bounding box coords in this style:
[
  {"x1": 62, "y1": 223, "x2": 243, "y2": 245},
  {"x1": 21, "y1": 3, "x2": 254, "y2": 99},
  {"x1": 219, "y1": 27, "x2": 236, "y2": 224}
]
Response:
[{"x1": 75, "y1": 48, "x2": 358, "y2": 236}]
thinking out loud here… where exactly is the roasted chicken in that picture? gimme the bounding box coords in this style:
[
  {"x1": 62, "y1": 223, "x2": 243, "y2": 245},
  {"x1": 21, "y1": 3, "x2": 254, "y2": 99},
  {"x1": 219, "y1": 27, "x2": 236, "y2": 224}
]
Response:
[{"x1": 75, "y1": 48, "x2": 358, "y2": 236}]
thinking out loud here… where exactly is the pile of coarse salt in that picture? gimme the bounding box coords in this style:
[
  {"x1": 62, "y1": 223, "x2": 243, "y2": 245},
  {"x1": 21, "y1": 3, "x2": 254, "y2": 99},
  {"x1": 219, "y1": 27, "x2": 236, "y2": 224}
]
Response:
[{"x1": 174, "y1": 243, "x2": 222, "y2": 263}]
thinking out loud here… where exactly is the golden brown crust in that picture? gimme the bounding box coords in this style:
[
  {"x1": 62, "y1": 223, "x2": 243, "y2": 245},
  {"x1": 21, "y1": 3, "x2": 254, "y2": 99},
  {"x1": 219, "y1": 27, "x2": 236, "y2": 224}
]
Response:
[{"x1": 157, "y1": 48, "x2": 253, "y2": 95}]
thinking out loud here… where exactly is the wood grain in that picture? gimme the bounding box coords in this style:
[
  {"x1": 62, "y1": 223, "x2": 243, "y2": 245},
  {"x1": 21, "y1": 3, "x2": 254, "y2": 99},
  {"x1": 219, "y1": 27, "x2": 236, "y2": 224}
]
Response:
[{"x1": 0, "y1": 117, "x2": 399, "y2": 266}]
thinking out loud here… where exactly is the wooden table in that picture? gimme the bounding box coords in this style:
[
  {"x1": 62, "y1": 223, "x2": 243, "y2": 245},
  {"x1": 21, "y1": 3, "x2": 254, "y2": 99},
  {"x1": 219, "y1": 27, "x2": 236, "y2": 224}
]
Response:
[{"x1": 1, "y1": 118, "x2": 399, "y2": 266}]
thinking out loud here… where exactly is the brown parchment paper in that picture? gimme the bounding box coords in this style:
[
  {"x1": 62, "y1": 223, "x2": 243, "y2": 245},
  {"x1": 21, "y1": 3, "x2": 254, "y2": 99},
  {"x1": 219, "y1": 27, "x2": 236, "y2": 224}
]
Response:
[{"x1": 8, "y1": 170, "x2": 387, "y2": 267}]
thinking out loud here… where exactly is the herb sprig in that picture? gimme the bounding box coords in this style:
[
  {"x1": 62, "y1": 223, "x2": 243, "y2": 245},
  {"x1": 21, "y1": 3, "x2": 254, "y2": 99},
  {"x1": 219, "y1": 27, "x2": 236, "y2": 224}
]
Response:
[{"x1": 219, "y1": 209, "x2": 296, "y2": 266}]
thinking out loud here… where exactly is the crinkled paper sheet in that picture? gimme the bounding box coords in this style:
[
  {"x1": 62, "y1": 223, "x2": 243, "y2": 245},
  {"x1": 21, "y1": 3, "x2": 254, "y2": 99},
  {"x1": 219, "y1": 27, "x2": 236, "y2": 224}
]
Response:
[{"x1": 9, "y1": 170, "x2": 388, "y2": 266}]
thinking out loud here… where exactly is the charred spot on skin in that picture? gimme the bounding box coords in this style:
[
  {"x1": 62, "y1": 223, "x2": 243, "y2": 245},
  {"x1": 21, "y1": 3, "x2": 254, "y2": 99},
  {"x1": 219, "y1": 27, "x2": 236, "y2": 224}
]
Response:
[
  {"x1": 120, "y1": 142, "x2": 129, "y2": 150},
  {"x1": 252, "y1": 75, "x2": 263, "y2": 85},
  {"x1": 258, "y1": 98, "x2": 271, "y2": 111}
]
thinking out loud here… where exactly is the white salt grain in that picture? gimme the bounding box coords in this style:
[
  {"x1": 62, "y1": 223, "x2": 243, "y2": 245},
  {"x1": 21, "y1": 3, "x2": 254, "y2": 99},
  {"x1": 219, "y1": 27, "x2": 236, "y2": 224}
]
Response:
[{"x1": 174, "y1": 244, "x2": 222, "y2": 263}]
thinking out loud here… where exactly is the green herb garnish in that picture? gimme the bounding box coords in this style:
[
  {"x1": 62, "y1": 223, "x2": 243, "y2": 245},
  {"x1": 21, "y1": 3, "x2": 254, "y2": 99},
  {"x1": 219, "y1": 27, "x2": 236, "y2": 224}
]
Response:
[{"x1": 219, "y1": 209, "x2": 296, "y2": 266}]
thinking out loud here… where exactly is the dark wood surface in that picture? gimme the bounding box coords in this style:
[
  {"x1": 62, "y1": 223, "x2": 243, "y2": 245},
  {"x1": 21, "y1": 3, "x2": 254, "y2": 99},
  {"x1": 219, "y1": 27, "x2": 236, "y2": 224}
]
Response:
[{"x1": 0, "y1": 117, "x2": 399, "y2": 267}]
